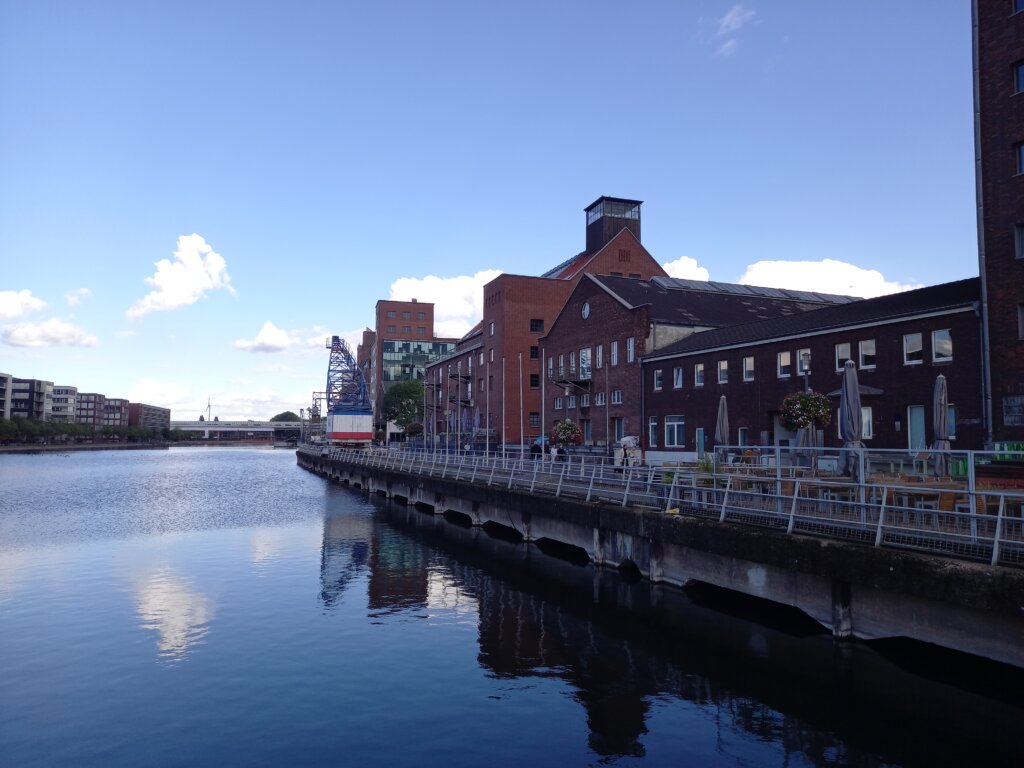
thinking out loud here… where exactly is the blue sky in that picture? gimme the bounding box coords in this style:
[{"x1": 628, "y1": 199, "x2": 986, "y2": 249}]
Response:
[{"x1": 0, "y1": 1, "x2": 977, "y2": 420}]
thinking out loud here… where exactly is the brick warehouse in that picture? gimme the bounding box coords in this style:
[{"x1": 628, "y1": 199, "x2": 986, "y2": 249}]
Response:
[
  {"x1": 976, "y1": 0, "x2": 1024, "y2": 444},
  {"x1": 642, "y1": 279, "x2": 984, "y2": 462},
  {"x1": 540, "y1": 274, "x2": 853, "y2": 450},
  {"x1": 424, "y1": 196, "x2": 667, "y2": 447}
]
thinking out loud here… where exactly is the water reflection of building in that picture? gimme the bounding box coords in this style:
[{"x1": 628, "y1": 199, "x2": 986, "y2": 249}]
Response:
[{"x1": 319, "y1": 513, "x2": 373, "y2": 607}]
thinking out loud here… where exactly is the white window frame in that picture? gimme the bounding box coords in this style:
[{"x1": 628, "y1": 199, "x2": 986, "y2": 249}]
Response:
[
  {"x1": 777, "y1": 351, "x2": 791, "y2": 378},
  {"x1": 743, "y1": 356, "x2": 754, "y2": 381},
  {"x1": 611, "y1": 341, "x2": 619, "y2": 366},
  {"x1": 664, "y1": 415, "x2": 685, "y2": 448},
  {"x1": 567, "y1": 395, "x2": 576, "y2": 409},
  {"x1": 717, "y1": 360, "x2": 728, "y2": 384},
  {"x1": 595, "y1": 392, "x2": 606, "y2": 406},
  {"x1": 596, "y1": 344, "x2": 603, "y2": 369},
  {"x1": 653, "y1": 370, "x2": 663, "y2": 391},
  {"x1": 932, "y1": 329, "x2": 953, "y2": 362},
  {"x1": 489, "y1": 322, "x2": 495, "y2": 336},
  {"x1": 611, "y1": 389, "x2": 623, "y2": 405},
  {"x1": 673, "y1": 366, "x2": 683, "y2": 389},
  {"x1": 903, "y1": 333, "x2": 923, "y2": 365},
  {"x1": 648, "y1": 416, "x2": 658, "y2": 448},
  {"x1": 626, "y1": 337, "x2": 635, "y2": 363},
  {"x1": 694, "y1": 362, "x2": 704, "y2": 387},
  {"x1": 859, "y1": 339, "x2": 876, "y2": 369},
  {"x1": 554, "y1": 397, "x2": 563, "y2": 410},
  {"x1": 581, "y1": 394, "x2": 590, "y2": 407},
  {"x1": 835, "y1": 342, "x2": 851, "y2": 371}
]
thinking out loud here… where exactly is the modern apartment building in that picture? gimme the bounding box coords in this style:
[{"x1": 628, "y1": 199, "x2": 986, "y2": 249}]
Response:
[
  {"x1": 76, "y1": 392, "x2": 106, "y2": 431},
  {"x1": 0, "y1": 373, "x2": 11, "y2": 420},
  {"x1": 128, "y1": 402, "x2": 171, "y2": 432},
  {"x1": 11, "y1": 378, "x2": 53, "y2": 421},
  {"x1": 102, "y1": 398, "x2": 130, "y2": 429},
  {"x1": 51, "y1": 385, "x2": 78, "y2": 423}
]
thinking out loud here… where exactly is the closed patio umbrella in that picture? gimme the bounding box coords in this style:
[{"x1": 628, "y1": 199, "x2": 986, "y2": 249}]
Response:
[
  {"x1": 714, "y1": 395, "x2": 729, "y2": 446},
  {"x1": 932, "y1": 374, "x2": 950, "y2": 477},
  {"x1": 838, "y1": 360, "x2": 864, "y2": 481}
]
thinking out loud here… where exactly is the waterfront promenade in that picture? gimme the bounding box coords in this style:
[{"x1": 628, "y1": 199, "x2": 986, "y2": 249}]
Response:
[{"x1": 298, "y1": 444, "x2": 1024, "y2": 668}]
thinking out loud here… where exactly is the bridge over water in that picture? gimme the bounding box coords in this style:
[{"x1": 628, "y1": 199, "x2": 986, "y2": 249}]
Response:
[{"x1": 297, "y1": 445, "x2": 1024, "y2": 668}]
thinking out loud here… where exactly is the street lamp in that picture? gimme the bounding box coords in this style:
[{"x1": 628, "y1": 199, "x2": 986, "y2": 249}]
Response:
[{"x1": 800, "y1": 351, "x2": 811, "y2": 392}]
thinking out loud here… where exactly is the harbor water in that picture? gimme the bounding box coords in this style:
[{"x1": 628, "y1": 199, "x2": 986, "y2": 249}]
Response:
[{"x1": 0, "y1": 447, "x2": 1020, "y2": 767}]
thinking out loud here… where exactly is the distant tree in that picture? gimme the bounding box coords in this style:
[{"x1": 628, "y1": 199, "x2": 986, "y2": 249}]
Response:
[
  {"x1": 199, "y1": 415, "x2": 205, "y2": 422},
  {"x1": 404, "y1": 421, "x2": 424, "y2": 437},
  {"x1": 270, "y1": 411, "x2": 300, "y2": 422},
  {"x1": 381, "y1": 380, "x2": 424, "y2": 430}
]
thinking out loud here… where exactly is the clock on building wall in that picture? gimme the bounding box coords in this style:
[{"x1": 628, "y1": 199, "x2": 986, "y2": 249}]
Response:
[{"x1": 581, "y1": 302, "x2": 590, "y2": 319}]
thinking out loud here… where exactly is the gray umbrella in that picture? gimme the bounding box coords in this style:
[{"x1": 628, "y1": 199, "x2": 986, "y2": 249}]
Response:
[
  {"x1": 714, "y1": 395, "x2": 729, "y2": 446},
  {"x1": 838, "y1": 360, "x2": 863, "y2": 480},
  {"x1": 932, "y1": 374, "x2": 950, "y2": 476}
]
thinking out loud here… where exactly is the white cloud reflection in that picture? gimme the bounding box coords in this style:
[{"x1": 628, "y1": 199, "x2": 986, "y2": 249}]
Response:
[{"x1": 135, "y1": 568, "x2": 214, "y2": 662}]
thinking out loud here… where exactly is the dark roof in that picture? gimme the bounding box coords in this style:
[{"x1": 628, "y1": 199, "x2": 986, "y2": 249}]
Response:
[
  {"x1": 644, "y1": 277, "x2": 980, "y2": 361},
  {"x1": 540, "y1": 251, "x2": 588, "y2": 279},
  {"x1": 591, "y1": 274, "x2": 855, "y2": 328}
]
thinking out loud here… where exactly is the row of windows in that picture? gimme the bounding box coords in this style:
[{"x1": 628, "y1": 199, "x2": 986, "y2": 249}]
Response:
[
  {"x1": 553, "y1": 390, "x2": 621, "y2": 410},
  {"x1": 385, "y1": 310, "x2": 426, "y2": 321},
  {"x1": 385, "y1": 325, "x2": 428, "y2": 335},
  {"x1": 548, "y1": 338, "x2": 637, "y2": 379},
  {"x1": 652, "y1": 331, "x2": 953, "y2": 391}
]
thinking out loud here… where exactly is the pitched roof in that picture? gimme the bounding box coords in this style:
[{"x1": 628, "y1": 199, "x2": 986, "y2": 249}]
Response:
[
  {"x1": 644, "y1": 277, "x2": 980, "y2": 361},
  {"x1": 589, "y1": 274, "x2": 857, "y2": 327}
]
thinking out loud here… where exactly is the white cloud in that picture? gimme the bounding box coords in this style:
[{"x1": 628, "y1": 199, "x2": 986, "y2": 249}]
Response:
[
  {"x1": 128, "y1": 378, "x2": 194, "y2": 410},
  {"x1": 736, "y1": 259, "x2": 922, "y2": 298},
  {"x1": 0, "y1": 289, "x2": 46, "y2": 319},
  {"x1": 2, "y1": 318, "x2": 98, "y2": 347},
  {"x1": 389, "y1": 269, "x2": 502, "y2": 339},
  {"x1": 64, "y1": 287, "x2": 92, "y2": 306},
  {"x1": 235, "y1": 321, "x2": 298, "y2": 353},
  {"x1": 718, "y1": 4, "x2": 755, "y2": 36},
  {"x1": 662, "y1": 256, "x2": 711, "y2": 281},
  {"x1": 716, "y1": 39, "x2": 739, "y2": 57},
  {"x1": 127, "y1": 234, "x2": 235, "y2": 320},
  {"x1": 126, "y1": 378, "x2": 308, "y2": 420}
]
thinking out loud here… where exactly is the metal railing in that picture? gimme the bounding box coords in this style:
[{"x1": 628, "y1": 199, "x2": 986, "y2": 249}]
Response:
[{"x1": 299, "y1": 444, "x2": 1024, "y2": 569}]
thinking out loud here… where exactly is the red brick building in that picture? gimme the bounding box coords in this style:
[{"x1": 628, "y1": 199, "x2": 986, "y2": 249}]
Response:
[
  {"x1": 975, "y1": 0, "x2": 1024, "y2": 444},
  {"x1": 540, "y1": 274, "x2": 854, "y2": 449},
  {"x1": 424, "y1": 196, "x2": 667, "y2": 448},
  {"x1": 642, "y1": 279, "x2": 984, "y2": 461}
]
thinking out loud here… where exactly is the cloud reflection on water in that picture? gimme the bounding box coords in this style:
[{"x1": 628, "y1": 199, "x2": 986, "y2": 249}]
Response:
[{"x1": 135, "y1": 568, "x2": 214, "y2": 662}]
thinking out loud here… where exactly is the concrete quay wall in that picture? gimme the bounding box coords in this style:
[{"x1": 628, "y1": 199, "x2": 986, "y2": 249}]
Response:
[{"x1": 298, "y1": 452, "x2": 1024, "y2": 668}]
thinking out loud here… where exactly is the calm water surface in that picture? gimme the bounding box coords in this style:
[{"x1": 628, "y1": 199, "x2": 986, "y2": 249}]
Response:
[{"x1": 1, "y1": 447, "x2": 1020, "y2": 767}]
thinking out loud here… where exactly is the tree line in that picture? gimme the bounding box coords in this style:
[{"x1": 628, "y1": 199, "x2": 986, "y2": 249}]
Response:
[{"x1": 0, "y1": 417, "x2": 192, "y2": 444}]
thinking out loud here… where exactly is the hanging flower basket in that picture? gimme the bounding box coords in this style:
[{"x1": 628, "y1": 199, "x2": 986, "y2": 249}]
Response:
[
  {"x1": 550, "y1": 419, "x2": 583, "y2": 446},
  {"x1": 779, "y1": 390, "x2": 831, "y2": 432}
]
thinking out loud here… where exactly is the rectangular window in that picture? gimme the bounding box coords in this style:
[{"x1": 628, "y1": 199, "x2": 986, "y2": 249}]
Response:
[
  {"x1": 613, "y1": 417, "x2": 625, "y2": 442},
  {"x1": 717, "y1": 360, "x2": 728, "y2": 384},
  {"x1": 611, "y1": 389, "x2": 623, "y2": 405},
  {"x1": 1017, "y1": 0, "x2": 1024, "y2": 14},
  {"x1": 530, "y1": 346, "x2": 539, "y2": 360},
  {"x1": 581, "y1": 394, "x2": 590, "y2": 407},
  {"x1": 401, "y1": 325, "x2": 410, "y2": 334},
  {"x1": 835, "y1": 343, "x2": 851, "y2": 370},
  {"x1": 554, "y1": 397, "x2": 563, "y2": 410},
  {"x1": 948, "y1": 405, "x2": 957, "y2": 440},
  {"x1": 595, "y1": 392, "x2": 606, "y2": 406},
  {"x1": 417, "y1": 312, "x2": 425, "y2": 321},
  {"x1": 529, "y1": 412, "x2": 540, "y2": 428},
  {"x1": 737, "y1": 427, "x2": 749, "y2": 447},
  {"x1": 673, "y1": 366, "x2": 683, "y2": 388},
  {"x1": 387, "y1": 310, "x2": 396, "y2": 318},
  {"x1": 596, "y1": 344, "x2": 603, "y2": 369},
  {"x1": 488, "y1": 322, "x2": 495, "y2": 336},
  {"x1": 567, "y1": 395, "x2": 576, "y2": 409},
  {"x1": 529, "y1": 374, "x2": 539, "y2": 389},
  {"x1": 859, "y1": 340, "x2": 876, "y2": 369},
  {"x1": 695, "y1": 363, "x2": 704, "y2": 387},
  {"x1": 489, "y1": 349, "x2": 494, "y2": 363},
  {"x1": 743, "y1": 356, "x2": 754, "y2": 381},
  {"x1": 626, "y1": 337, "x2": 635, "y2": 363},
  {"x1": 478, "y1": 378, "x2": 484, "y2": 393},
  {"x1": 583, "y1": 419, "x2": 592, "y2": 443},
  {"x1": 903, "y1": 333, "x2": 923, "y2": 364},
  {"x1": 416, "y1": 326, "x2": 426, "y2": 335},
  {"x1": 648, "y1": 417, "x2": 658, "y2": 448},
  {"x1": 548, "y1": 357, "x2": 553, "y2": 378},
  {"x1": 579, "y1": 348, "x2": 591, "y2": 378},
  {"x1": 796, "y1": 348, "x2": 811, "y2": 376},
  {"x1": 664, "y1": 416, "x2": 685, "y2": 448},
  {"x1": 1016, "y1": 224, "x2": 1024, "y2": 260},
  {"x1": 1019, "y1": 304, "x2": 1024, "y2": 339},
  {"x1": 479, "y1": 352, "x2": 484, "y2": 365},
  {"x1": 1018, "y1": 142, "x2": 1024, "y2": 176},
  {"x1": 558, "y1": 353, "x2": 564, "y2": 376},
  {"x1": 402, "y1": 311, "x2": 410, "y2": 320},
  {"x1": 932, "y1": 329, "x2": 953, "y2": 362},
  {"x1": 530, "y1": 319, "x2": 543, "y2": 333},
  {"x1": 387, "y1": 325, "x2": 396, "y2": 333},
  {"x1": 653, "y1": 370, "x2": 663, "y2": 391},
  {"x1": 611, "y1": 341, "x2": 619, "y2": 366},
  {"x1": 862, "y1": 407, "x2": 874, "y2": 440},
  {"x1": 570, "y1": 350, "x2": 576, "y2": 373},
  {"x1": 777, "y1": 351, "x2": 791, "y2": 378}
]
